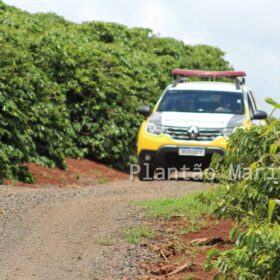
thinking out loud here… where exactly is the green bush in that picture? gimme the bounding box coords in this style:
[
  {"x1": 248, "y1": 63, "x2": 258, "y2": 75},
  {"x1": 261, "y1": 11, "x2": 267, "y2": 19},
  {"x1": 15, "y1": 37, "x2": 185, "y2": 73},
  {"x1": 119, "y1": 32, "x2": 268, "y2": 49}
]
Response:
[
  {"x1": 206, "y1": 224, "x2": 280, "y2": 280},
  {"x1": 213, "y1": 167, "x2": 280, "y2": 223},
  {"x1": 205, "y1": 98, "x2": 280, "y2": 279},
  {"x1": 0, "y1": 39, "x2": 80, "y2": 182},
  {"x1": 210, "y1": 124, "x2": 279, "y2": 178},
  {"x1": 208, "y1": 115, "x2": 280, "y2": 222},
  {"x1": 0, "y1": 1, "x2": 231, "y2": 182}
]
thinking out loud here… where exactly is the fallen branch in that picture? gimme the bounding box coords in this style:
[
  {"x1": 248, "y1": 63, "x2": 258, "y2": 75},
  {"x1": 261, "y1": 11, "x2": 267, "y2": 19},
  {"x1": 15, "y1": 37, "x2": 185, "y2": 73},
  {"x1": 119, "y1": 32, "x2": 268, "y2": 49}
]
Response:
[
  {"x1": 167, "y1": 261, "x2": 193, "y2": 276},
  {"x1": 190, "y1": 237, "x2": 224, "y2": 246},
  {"x1": 160, "y1": 250, "x2": 169, "y2": 262}
]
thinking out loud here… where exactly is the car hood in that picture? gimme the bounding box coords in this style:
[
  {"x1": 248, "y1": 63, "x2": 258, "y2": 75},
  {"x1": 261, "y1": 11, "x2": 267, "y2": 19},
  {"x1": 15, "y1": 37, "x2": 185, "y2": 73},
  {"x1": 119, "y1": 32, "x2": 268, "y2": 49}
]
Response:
[{"x1": 149, "y1": 112, "x2": 245, "y2": 129}]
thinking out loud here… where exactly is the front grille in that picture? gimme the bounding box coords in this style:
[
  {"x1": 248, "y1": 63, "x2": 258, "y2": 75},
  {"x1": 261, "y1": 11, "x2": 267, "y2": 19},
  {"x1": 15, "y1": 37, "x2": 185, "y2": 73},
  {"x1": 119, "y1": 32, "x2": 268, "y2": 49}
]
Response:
[
  {"x1": 164, "y1": 153, "x2": 213, "y2": 170},
  {"x1": 165, "y1": 127, "x2": 222, "y2": 141}
]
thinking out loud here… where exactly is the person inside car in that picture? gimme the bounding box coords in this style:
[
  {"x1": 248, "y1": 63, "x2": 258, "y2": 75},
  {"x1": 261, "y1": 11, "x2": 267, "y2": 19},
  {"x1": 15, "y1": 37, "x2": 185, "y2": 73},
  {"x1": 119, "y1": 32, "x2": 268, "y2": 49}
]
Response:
[{"x1": 215, "y1": 96, "x2": 233, "y2": 113}]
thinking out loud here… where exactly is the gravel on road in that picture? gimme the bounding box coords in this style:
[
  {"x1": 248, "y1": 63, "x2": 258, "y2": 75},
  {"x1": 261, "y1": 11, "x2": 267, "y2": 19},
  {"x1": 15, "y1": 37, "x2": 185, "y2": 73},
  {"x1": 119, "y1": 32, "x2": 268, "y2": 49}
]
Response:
[{"x1": 0, "y1": 179, "x2": 211, "y2": 280}]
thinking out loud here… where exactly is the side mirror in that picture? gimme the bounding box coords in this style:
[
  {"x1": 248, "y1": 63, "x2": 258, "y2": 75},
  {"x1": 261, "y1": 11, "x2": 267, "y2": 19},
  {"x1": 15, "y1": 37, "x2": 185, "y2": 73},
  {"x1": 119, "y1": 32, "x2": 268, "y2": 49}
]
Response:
[
  {"x1": 253, "y1": 110, "x2": 267, "y2": 120},
  {"x1": 138, "y1": 105, "x2": 151, "y2": 117}
]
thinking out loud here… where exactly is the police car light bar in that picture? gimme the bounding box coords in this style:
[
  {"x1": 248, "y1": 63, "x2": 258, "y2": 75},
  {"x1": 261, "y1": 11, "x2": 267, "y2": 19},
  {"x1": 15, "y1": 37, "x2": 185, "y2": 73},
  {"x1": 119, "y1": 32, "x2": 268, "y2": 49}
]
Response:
[{"x1": 172, "y1": 69, "x2": 246, "y2": 78}]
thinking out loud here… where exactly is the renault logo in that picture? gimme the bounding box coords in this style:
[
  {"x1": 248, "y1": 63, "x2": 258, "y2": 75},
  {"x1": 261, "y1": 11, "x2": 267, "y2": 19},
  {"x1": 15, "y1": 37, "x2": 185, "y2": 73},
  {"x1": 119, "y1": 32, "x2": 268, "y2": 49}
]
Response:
[{"x1": 188, "y1": 126, "x2": 199, "y2": 140}]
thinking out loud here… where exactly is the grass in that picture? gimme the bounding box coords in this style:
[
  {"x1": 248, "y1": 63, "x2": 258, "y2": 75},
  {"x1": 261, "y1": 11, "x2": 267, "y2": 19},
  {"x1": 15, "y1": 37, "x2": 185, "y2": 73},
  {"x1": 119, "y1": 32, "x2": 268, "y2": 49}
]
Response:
[
  {"x1": 124, "y1": 226, "x2": 157, "y2": 244},
  {"x1": 178, "y1": 219, "x2": 208, "y2": 235},
  {"x1": 185, "y1": 244, "x2": 200, "y2": 258},
  {"x1": 124, "y1": 188, "x2": 225, "y2": 246},
  {"x1": 142, "y1": 187, "x2": 225, "y2": 219},
  {"x1": 91, "y1": 169, "x2": 109, "y2": 184}
]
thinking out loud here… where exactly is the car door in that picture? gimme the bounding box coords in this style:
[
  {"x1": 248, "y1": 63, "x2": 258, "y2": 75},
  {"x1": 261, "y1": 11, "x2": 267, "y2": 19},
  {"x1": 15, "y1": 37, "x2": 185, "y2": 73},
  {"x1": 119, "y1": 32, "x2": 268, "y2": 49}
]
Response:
[{"x1": 248, "y1": 91, "x2": 265, "y2": 125}]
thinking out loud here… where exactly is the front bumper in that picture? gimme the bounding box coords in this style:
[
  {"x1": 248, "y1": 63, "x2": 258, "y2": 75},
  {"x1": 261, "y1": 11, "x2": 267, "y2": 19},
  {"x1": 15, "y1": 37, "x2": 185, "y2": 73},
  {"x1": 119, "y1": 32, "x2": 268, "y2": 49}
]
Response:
[
  {"x1": 139, "y1": 146, "x2": 224, "y2": 170},
  {"x1": 137, "y1": 121, "x2": 227, "y2": 170}
]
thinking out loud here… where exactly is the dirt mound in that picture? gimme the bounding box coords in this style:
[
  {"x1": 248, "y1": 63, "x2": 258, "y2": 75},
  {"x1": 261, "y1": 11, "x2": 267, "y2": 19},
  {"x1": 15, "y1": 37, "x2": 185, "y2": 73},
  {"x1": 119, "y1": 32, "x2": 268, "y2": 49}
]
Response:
[
  {"x1": 139, "y1": 217, "x2": 235, "y2": 280},
  {"x1": 4, "y1": 158, "x2": 127, "y2": 188}
]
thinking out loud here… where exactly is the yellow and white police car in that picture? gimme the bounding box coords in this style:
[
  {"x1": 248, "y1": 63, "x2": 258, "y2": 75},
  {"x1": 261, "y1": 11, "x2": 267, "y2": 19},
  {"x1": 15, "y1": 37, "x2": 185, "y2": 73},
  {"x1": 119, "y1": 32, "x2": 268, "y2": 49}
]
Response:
[{"x1": 137, "y1": 69, "x2": 267, "y2": 180}]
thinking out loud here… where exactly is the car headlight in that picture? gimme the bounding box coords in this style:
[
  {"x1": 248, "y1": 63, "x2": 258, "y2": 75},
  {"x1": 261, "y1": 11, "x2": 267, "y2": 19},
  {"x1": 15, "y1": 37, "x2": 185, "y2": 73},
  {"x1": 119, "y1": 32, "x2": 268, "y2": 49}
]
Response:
[
  {"x1": 146, "y1": 123, "x2": 165, "y2": 135},
  {"x1": 222, "y1": 127, "x2": 236, "y2": 137}
]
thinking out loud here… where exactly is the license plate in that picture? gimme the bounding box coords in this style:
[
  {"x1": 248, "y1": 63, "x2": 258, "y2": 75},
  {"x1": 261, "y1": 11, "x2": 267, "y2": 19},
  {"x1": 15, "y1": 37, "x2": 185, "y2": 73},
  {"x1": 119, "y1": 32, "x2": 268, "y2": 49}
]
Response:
[{"x1": 178, "y1": 147, "x2": 205, "y2": 157}]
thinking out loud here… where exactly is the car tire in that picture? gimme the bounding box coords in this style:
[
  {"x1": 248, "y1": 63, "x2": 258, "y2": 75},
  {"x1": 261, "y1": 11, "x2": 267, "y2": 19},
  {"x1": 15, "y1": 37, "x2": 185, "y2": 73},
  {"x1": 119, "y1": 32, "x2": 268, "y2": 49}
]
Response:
[
  {"x1": 156, "y1": 168, "x2": 170, "y2": 180},
  {"x1": 138, "y1": 163, "x2": 154, "y2": 181}
]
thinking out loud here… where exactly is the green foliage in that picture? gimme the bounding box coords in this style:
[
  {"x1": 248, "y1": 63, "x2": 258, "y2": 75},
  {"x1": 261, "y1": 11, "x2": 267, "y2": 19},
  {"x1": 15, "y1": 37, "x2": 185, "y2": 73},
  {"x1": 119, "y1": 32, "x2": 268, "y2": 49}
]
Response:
[
  {"x1": 210, "y1": 124, "x2": 279, "y2": 176},
  {"x1": 124, "y1": 226, "x2": 156, "y2": 244},
  {"x1": 265, "y1": 97, "x2": 280, "y2": 109},
  {"x1": 143, "y1": 187, "x2": 225, "y2": 219},
  {"x1": 268, "y1": 199, "x2": 280, "y2": 224},
  {"x1": 208, "y1": 120, "x2": 280, "y2": 223},
  {"x1": 0, "y1": 1, "x2": 231, "y2": 182},
  {"x1": 206, "y1": 224, "x2": 280, "y2": 280},
  {"x1": 266, "y1": 116, "x2": 277, "y2": 124},
  {"x1": 205, "y1": 99, "x2": 280, "y2": 279}
]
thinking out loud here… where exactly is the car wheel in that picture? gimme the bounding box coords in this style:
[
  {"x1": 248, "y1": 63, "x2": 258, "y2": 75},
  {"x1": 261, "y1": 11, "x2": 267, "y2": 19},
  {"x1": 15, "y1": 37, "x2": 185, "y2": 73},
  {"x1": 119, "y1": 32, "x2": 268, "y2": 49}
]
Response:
[
  {"x1": 138, "y1": 163, "x2": 154, "y2": 181},
  {"x1": 156, "y1": 168, "x2": 170, "y2": 180}
]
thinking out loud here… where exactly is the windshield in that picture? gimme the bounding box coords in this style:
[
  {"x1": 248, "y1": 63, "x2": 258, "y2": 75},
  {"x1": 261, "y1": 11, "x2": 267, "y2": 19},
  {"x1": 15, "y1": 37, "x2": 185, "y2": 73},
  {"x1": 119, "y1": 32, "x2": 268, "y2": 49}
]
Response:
[{"x1": 157, "y1": 90, "x2": 245, "y2": 114}]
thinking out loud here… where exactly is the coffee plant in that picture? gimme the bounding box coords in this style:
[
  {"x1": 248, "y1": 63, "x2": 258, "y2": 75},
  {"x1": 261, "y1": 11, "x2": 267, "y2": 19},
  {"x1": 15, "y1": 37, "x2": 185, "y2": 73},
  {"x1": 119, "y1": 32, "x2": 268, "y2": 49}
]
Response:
[
  {"x1": 0, "y1": 1, "x2": 231, "y2": 182},
  {"x1": 206, "y1": 98, "x2": 280, "y2": 278},
  {"x1": 206, "y1": 224, "x2": 280, "y2": 280},
  {"x1": 209, "y1": 100, "x2": 280, "y2": 222}
]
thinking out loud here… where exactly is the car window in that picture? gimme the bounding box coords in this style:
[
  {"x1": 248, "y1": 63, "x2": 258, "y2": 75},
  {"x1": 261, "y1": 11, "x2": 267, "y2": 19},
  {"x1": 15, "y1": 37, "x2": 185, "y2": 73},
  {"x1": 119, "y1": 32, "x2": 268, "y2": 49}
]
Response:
[
  {"x1": 157, "y1": 90, "x2": 245, "y2": 115},
  {"x1": 248, "y1": 92, "x2": 257, "y2": 118},
  {"x1": 248, "y1": 92, "x2": 257, "y2": 109}
]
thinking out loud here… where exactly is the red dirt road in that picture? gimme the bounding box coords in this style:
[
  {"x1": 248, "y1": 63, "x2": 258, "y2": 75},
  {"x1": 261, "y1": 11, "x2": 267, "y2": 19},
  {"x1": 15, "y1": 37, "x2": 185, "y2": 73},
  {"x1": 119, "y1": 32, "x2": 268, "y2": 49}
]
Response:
[{"x1": 0, "y1": 178, "x2": 211, "y2": 279}]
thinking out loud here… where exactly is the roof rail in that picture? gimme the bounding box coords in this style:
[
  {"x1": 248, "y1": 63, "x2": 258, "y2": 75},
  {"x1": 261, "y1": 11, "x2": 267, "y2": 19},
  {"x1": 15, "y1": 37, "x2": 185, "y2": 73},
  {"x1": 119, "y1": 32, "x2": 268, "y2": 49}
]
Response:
[{"x1": 172, "y1": 69, "x2": 246, "y2": 89}]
